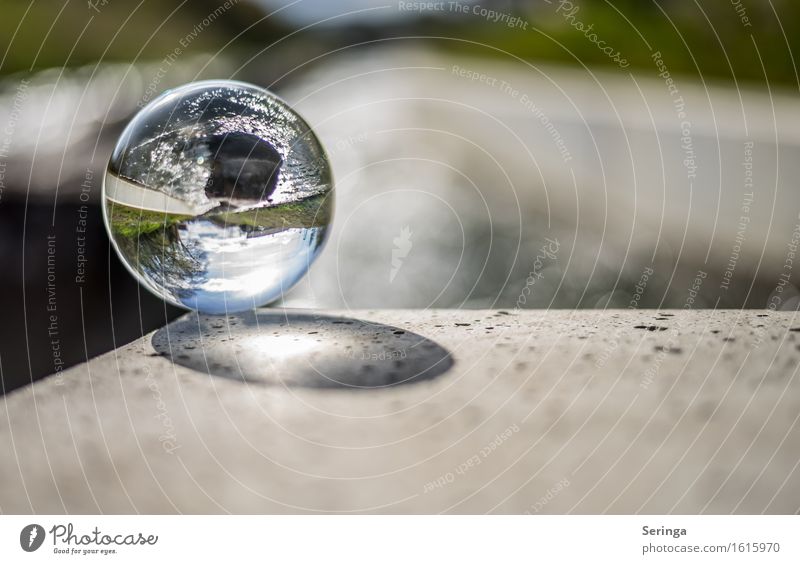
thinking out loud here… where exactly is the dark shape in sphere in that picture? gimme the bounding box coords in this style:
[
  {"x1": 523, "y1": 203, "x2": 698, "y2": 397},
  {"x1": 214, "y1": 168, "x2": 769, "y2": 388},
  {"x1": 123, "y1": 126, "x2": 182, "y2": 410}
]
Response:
[{"x1": 204, "y1": 132, "x2": 283, "y2": 203}]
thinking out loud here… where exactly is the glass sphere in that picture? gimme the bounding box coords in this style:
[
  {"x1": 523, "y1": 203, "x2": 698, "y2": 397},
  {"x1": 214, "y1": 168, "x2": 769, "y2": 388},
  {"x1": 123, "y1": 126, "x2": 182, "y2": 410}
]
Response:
[{"x1": 103, "y1": 80, "x2": 333, "y2": 314}]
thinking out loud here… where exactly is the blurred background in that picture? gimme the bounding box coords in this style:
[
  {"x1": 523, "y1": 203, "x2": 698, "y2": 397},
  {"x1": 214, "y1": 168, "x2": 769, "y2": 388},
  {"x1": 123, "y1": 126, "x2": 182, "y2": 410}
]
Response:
[{"x1": 1, "y1": 0, "x2": 799, "y2": 393}]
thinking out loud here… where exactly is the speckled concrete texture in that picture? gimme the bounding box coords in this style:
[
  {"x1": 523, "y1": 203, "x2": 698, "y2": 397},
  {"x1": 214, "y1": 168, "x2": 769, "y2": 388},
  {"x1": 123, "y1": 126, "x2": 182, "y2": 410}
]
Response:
[{"x1": 1, "y1": 309, "x2": 798, "y2": 514}]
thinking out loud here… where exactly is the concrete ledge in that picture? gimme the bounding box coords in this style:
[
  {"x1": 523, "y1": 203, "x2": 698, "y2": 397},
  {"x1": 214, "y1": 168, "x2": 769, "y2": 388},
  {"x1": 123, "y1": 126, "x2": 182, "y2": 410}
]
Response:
[{"x1": 1, "y1": 309, "x2": 798, "y2": 514}]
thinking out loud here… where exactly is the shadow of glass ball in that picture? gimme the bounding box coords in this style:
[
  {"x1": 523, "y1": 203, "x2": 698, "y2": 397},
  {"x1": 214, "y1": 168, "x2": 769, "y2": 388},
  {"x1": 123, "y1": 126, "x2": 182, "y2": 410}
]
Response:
[{"x1": 151, "y1": 311, "x2": 453, "y2": 389}]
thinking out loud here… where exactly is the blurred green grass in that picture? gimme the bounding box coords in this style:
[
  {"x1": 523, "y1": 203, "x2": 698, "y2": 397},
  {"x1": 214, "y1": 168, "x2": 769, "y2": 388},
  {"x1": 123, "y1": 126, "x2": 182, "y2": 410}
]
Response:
[
  {"x1": 434, "y1": 0, "x2": 800, "y2": 87},
  {"x1": 0, "y1": 0, "x2": 279, "y2": 75},
  {"x1": 1, "y1": 0, "x2": 797, "y2": 86}
]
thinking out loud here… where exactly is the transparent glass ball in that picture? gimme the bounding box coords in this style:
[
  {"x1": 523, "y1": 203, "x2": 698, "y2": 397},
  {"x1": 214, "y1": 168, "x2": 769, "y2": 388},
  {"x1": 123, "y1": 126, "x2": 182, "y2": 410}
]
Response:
[{"x1": 103, "y1": 80, "x2": 333, "y2": 314}]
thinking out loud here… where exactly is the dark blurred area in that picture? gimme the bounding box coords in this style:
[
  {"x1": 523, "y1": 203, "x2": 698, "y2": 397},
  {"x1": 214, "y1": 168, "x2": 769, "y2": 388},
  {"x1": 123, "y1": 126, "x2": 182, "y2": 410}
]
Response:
[
  {"x1": 0, "y1": 198, "x2": 180, "y2": 392},
  {"x1": 1, "y1": 0, "x2": 799, "y2": 393}
]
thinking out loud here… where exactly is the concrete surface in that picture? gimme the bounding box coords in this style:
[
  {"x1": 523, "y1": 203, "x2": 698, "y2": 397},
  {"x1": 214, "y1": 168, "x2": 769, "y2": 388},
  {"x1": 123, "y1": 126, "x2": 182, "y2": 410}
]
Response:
[{"x1": 1, "y1": 309, "x2": 799, "y2": 514}]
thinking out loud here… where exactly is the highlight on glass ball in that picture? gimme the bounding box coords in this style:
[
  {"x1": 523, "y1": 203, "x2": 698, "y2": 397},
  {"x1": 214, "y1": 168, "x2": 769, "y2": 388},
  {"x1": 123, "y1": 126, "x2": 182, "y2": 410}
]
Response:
[{"x1": 102, "y1": 80, "x2": 333, "y2": 314}]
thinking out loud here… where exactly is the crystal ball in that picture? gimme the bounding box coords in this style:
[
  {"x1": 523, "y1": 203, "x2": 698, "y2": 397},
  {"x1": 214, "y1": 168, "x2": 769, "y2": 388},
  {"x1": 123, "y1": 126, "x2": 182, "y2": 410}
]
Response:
[{"x1": 103, "y1": 80, "x2": 333, "y2": 314}]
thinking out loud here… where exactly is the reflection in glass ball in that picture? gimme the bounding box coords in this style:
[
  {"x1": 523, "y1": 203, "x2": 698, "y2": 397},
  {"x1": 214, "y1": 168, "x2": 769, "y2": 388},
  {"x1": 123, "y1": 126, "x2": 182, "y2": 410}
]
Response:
[{"x1": 103, "y1": 80, "x2": 333, "y2": 314}]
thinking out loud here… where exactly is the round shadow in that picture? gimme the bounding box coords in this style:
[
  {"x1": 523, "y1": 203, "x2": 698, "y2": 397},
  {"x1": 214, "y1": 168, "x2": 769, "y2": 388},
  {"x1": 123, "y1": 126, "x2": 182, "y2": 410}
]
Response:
[{"x1": 151, "y1": 311, "x2": 453, "y2": 389}]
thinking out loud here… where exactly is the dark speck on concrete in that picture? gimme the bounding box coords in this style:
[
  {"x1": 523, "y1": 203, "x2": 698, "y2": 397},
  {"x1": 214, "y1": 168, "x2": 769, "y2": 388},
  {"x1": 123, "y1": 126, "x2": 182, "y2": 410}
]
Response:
[
  {"x1": 654, "y1": 345, "x2": 683, "y2": 354},
  {"x1": 455, "y1": 323, "x2": 471, "y2": 327},
  {"x1": 789, "y1": 328, "x2": 800, "y2": 332},
  {"x1": 723, "y1": 337, "x2": 736, "y2": 342},
  {"x1": 634, "y1": 325, "x2": 668, "y2": 332}
]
